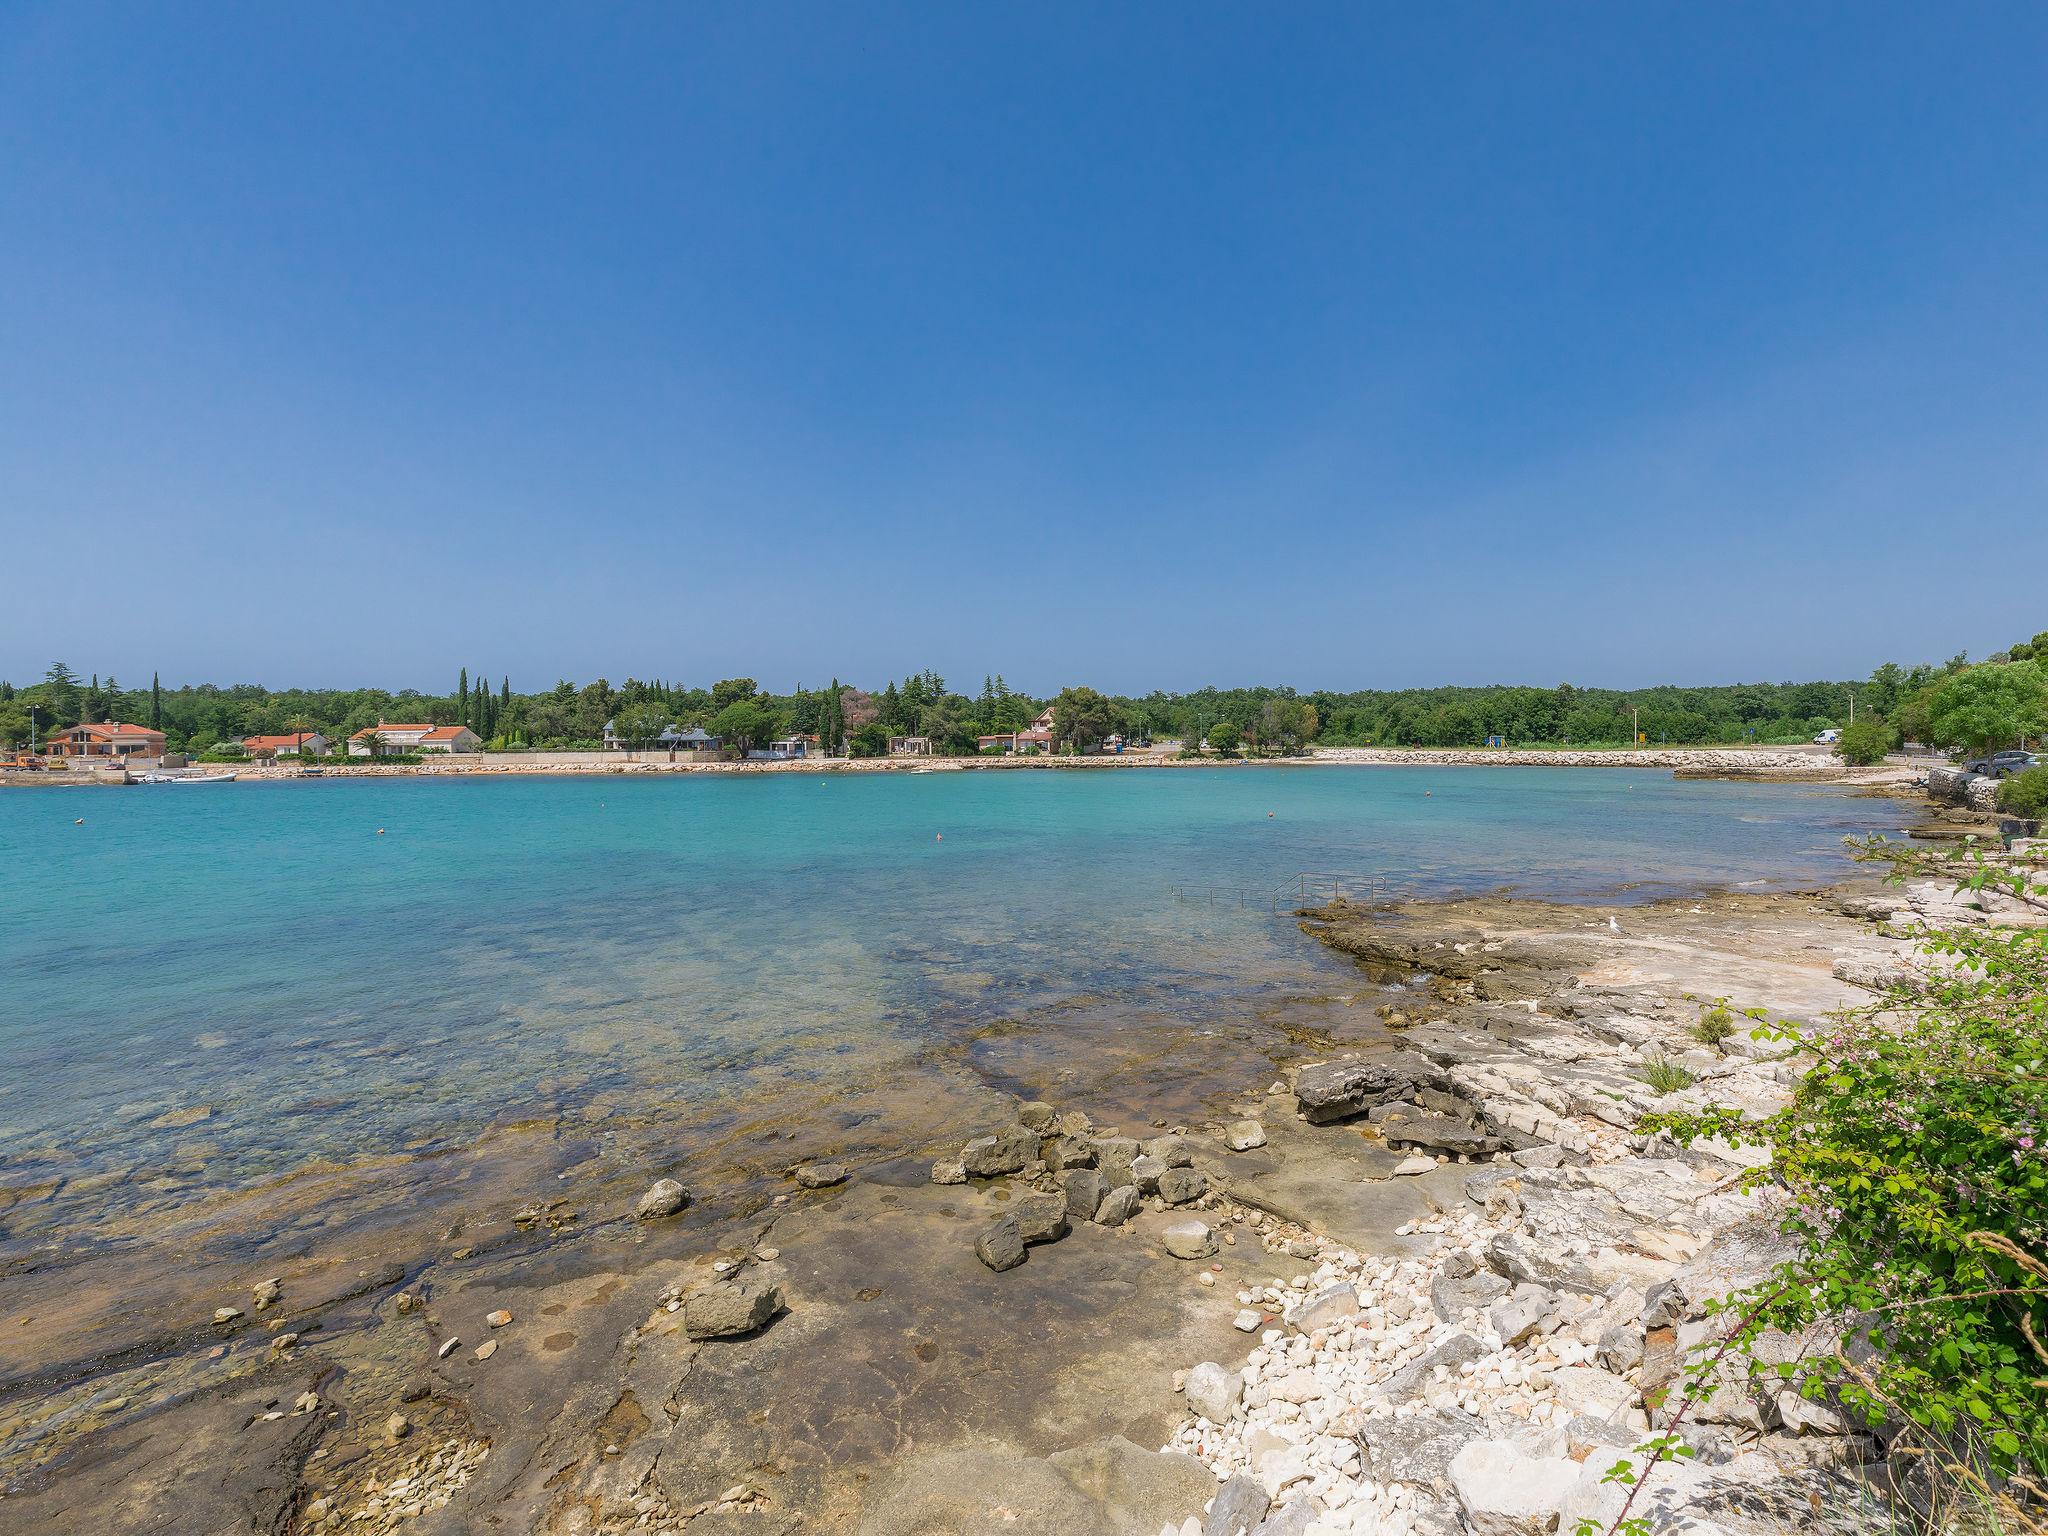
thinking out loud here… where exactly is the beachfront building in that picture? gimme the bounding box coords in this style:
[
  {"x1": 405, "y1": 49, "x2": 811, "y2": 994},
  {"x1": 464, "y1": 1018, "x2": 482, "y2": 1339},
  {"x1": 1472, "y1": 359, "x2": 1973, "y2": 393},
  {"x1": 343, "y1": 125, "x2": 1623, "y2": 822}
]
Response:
[
  {"x1": 976, "y1": 706, "x2": 1057, "y2": 755},
  {"x1": 603, "y1": 720, "x2": 722, "y2": 753},
  {"x1": 44, "y1": 721, "x2": 167, "y2": 760},
  {"x1": 347, "y1": 722, "x2": 481, "y2": 756},
  {"x1": 241, "y1": 731, "x2": 331, "y2": 759},
  {"x1": 601, "y1": 720, "x2": 720, "y2": 753},
  {"x1": 888, "y1": 735, "x2": 934, "y2": 756}
]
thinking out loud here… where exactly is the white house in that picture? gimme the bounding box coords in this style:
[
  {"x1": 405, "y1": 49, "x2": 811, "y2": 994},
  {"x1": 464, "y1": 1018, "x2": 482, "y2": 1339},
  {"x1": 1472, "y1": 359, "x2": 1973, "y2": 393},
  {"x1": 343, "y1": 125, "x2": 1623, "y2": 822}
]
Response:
[
  {"x1": 348, "y1": 722, "x2": 482, "y2": 756},
  {"x1": 242, "y1": 731, "x2": 331, "y2": 758}
]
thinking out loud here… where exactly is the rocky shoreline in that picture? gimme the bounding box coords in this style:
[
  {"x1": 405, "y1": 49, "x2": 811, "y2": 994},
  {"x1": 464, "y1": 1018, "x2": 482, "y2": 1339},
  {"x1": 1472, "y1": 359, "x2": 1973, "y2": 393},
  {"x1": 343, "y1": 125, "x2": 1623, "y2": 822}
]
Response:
[
  {"x1": 16, "y1": 745, "x2": 1911, "y2": 788},
  {"x1": 3, "y1": 794, "x2": 2012, "y2": 1535}
]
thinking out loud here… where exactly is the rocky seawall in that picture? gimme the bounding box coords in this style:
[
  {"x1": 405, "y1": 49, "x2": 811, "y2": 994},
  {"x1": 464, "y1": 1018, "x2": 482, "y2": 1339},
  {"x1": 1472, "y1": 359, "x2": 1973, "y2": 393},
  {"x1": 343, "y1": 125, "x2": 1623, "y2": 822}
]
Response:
[{"x1": 1308, "y1": 747, "x2": 1856, "y2": 778}]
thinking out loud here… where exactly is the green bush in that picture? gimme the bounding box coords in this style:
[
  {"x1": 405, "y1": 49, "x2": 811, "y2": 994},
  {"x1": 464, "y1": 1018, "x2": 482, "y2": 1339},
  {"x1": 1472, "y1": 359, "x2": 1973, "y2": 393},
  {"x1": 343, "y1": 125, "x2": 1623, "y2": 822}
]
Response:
[
  {"x1": 1835, "y1": 717, "x2": 1895, "y2": 766},
  {"x1": 1996, "y1": 764, "x2": 2048, "y2": 818},
  {"x1": 1643, "y1": 837, "x2": 2048, "y2": 1486},
  {"x1": 1692, "y1": 1003, "x2": 1737, "y2": 1046}
]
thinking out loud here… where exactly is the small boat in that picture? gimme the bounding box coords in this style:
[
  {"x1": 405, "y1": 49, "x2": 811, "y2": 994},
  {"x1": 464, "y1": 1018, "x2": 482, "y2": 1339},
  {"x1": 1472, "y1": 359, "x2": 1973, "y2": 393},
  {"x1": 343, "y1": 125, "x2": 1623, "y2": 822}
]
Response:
[{"x1": 138, "y1": 771, "x2": 238, "y2": 784}]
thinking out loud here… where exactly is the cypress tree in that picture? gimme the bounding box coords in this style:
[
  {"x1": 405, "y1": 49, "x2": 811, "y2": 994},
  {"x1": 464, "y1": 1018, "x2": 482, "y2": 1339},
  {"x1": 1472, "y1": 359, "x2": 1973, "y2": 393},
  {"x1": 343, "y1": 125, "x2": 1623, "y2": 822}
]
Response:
[
  {"x1": 150, "y1": 672, "x2": 162, "y2": 730},
  {"x1": 458, "y1": 668, "x2": 468, "y2": 728}
]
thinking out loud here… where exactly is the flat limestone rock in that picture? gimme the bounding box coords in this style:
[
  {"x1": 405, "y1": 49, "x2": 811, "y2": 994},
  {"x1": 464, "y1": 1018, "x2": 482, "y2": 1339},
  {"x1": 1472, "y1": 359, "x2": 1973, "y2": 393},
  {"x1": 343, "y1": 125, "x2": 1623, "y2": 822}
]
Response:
[
  {"x1": 1359, "y1": 1408, "x2": 1485, "y2": 1489},
  {"x1": 855, "y1": 1438, "x2": 1211, "y2": 1536},
  {"x1": 1293, "y1": 1053, "x2": 1448, "y2": 1124}
]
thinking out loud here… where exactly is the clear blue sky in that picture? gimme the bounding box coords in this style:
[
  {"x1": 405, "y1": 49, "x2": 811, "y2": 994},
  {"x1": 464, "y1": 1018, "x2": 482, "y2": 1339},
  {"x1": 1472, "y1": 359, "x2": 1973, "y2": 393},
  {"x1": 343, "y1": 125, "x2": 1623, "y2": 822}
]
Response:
[{"x1": 3, "y1": 3, "x2": 2044, "y2": 696}]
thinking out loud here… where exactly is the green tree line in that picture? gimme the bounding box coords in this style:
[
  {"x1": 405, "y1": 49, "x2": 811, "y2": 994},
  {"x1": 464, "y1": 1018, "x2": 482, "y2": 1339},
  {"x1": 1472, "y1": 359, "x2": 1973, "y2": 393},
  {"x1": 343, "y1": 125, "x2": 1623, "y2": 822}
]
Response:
[{"x1": 2, "y1": 637, "x2": 2039, "y2": 757}]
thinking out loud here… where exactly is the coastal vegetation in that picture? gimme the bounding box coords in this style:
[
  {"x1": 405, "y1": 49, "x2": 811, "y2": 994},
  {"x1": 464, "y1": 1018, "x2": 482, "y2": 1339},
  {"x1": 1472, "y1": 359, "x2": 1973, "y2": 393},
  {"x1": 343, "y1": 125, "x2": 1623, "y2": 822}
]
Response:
[
  {"x1": 2, "y1": 630, "x2": 2036, "y2": 765},
  {"x1": 1605, "y1": 840, "x2": 2048, "y2": 1533},
  {"x1": 0, "y1": 664, "x2": 1928, "y2": 757}
]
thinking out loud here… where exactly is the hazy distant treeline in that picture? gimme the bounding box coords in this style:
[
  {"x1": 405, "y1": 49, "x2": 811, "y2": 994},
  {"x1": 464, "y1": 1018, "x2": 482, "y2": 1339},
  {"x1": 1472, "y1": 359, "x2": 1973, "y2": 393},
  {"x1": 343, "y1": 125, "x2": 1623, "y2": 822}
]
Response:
[{"x1": 0, "y1": 662, "x2": 1922, "y2": 755}]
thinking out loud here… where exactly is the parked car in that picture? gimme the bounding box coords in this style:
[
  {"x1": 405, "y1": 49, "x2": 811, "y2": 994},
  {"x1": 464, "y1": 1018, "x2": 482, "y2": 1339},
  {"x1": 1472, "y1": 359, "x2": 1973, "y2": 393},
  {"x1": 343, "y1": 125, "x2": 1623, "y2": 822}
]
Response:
[
  {"x1": 1961, "y1": 749, "x2": 2041, "y2": 778},
  {"x1": 1812, "y1": 729, "x2": 1841, "y2": 745}
]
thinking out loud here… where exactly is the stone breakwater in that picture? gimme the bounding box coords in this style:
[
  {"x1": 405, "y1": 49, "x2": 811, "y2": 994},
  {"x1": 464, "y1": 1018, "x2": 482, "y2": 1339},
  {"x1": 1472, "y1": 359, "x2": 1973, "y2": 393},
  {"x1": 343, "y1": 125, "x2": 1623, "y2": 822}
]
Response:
[{"x1": 1308, "y1": 747, "x2": 1846, "y2": 775}]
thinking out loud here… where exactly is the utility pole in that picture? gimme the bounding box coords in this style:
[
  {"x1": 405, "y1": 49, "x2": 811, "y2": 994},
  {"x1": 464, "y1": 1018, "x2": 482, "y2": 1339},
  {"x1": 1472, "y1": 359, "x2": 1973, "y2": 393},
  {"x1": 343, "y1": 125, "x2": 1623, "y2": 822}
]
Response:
[
  {"x1": 1847, "y1": 689, "x2": 1856, "y2": 724},
  {"x1": 1629, "y1": 705, "x2": 1640, "y2": 745}
]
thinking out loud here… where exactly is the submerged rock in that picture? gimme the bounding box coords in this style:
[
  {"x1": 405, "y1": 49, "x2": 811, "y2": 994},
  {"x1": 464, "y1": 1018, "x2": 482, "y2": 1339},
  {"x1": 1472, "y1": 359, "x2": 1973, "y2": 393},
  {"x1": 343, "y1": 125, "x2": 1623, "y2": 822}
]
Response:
[{"x1": 635, "y1": 1178, "x2": 690, "y2": 1220}]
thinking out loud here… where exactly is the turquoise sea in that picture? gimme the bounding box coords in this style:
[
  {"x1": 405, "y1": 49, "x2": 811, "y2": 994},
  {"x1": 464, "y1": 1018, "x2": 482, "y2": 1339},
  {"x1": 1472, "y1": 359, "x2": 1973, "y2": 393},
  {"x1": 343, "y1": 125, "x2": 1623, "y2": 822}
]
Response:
[{"x1": 0, "y1": 766, "x2": 1902, "y2": 1243}]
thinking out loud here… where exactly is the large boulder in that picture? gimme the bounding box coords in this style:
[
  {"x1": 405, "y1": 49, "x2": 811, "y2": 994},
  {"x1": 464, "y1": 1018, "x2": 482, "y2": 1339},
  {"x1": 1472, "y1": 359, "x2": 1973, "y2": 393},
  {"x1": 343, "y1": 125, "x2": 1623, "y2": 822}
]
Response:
[
  {"x1": 1061, "y1": 1167, "x2": 1108, "y2": 1223},
  {"x1": 1359, "y1": 1408, "x2": 1485, "y2": 1490},
  {"x1": 1157, "y1": 1167, "x2": 1207, "y2": 1205},
  {"x1": 1095, "y1": 1185, "x2": 1141, "y2": 1227},
  {"x1": 682, "y1": 1271, "x2": 786, "y2": 1340},
  {"x1": 1448, "y1": 1439, "x2": 1584, "y2": 1535},
  {"x1": 635, "y1": 1178, "x2": 690, "y2": 1220},
  {"x1": 1293, "y1": 1053, "x2": 1446, "y2": 1124},
  {"x1": 960, "y1": 1125, "x2": 1039, "y2": 1177},
  {"x1": 1093, "y1": 1136, "x2": 1142, "y2": 1187},
  {"x1": 1204, "y1": 1474, "x2": 1270, "y2": 1536},
  {"x1": 1011, "y1": 1191, "x2": 1068, "y2": 1245},
  {"x1": 975, "y1": 1216, "x2": 1026, "y2": 1272},
  {"x1": 1184, "y1": 1361, "x2": 1243, "y2": 1424},
  {"x1": 1369, "y1": 1102, "x2": 1501, "y2": 1155}
]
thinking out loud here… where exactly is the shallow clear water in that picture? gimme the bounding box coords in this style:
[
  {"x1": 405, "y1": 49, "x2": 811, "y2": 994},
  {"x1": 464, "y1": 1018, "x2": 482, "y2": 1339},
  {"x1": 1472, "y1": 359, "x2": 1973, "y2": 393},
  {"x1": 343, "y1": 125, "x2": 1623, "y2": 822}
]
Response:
[{"x1": 0, "y1": 766, "x2": 1900, "y2": 1213}]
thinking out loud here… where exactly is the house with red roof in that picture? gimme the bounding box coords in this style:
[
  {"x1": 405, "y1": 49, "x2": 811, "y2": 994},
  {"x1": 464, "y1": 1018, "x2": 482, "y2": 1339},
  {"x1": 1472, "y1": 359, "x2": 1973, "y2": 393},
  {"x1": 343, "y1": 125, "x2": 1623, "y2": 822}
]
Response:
[
  {"x1": 977, "y1": 705, "x2": 1057, "y2": 755},
  {"x1": 45, "y1": 721, "x2": 167, "y2": 760},
  {"x1": 241, "y1": 731, "x2": 331, "y2": 759},
  {"x1": 347, "y1": 721, "x2": 481, "y2": 757}
]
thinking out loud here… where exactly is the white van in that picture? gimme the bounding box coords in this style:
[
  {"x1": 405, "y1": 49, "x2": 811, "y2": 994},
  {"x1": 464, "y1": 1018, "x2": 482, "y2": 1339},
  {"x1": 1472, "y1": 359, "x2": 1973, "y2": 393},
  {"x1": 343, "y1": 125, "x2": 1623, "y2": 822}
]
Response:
[{"x1": 1813, "y1": 729, "x2": 1841, "y2": 745}]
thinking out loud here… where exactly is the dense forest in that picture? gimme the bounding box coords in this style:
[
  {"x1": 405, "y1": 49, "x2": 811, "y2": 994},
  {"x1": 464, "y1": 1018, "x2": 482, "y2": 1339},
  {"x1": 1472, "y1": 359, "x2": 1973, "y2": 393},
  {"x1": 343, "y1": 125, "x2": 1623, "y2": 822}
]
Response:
[{"x1": 1, "y1": 633, "x2": 2041, "y2": 757}]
